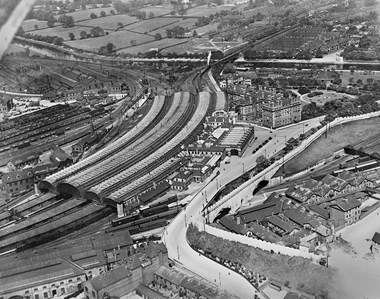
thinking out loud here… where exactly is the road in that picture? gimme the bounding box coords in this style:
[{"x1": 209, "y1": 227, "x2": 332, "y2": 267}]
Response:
[{"x1": 164, "y1": 116, "x2": 323, "y2": 299}]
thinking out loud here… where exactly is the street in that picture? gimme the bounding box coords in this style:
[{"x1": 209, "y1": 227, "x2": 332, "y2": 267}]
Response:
[{"x1": 163, "y1": 116, "x2": 323, "y2": 298}]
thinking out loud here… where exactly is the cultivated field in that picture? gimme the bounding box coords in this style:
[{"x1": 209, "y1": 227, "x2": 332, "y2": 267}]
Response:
[
  {"x1": 66, "y1": 30, "x2": 154, "y2": 51},
  {"x1": 78, "y1": 14, "x2": 139, "y2": 30},
  {"x1": 282, "y1": 117, "x2": 380, "y2": 175}
]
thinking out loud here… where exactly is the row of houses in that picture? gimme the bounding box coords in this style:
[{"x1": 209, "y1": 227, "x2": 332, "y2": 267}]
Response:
[
  {"x1": 3, "y1": 147, "x2": 73, "y2": 197},
  {"x1": 218, "y1": 167, "x2": 380, "y2": 254},
  {"x1": 0, "y1": 230, "x2": 138, "y2": 299}
]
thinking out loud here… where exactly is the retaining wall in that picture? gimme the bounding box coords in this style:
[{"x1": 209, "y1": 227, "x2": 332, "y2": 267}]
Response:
[{"x1": 208, "y1": 111, "x2": 380, "y2": 220}]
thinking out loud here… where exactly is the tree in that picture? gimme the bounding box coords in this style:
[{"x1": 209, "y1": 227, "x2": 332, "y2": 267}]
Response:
[
  {"x1": 154, "y1": 33, "x2": 162, "y2": 40},
  {"x1": 47, "y1": 19, "x2": 55, "y2": 27},
  {"x1": 106, "y1": 42, "x2": 115, "y2": 54},
  {"x1": 80, "y1": 30, "x2": 88, "y2": 39},
  {"x1": 148, "y1": 12, "x2": 155, "y2": 18},
  {"x1": 90, "y1": 27, "x2": 104, "y2": 37},
  {"x1": 110, "y1": 9, "x2": 115, "y2": 15},
  {"x1": 193, "y1": 30, "x2": 198, "y2": 38},
  {"x1": 130, "y1": 39, "x2": 136, "y2": 46},
  {"x1": 68, "y1": 32, "x2": 75, "y2": 40},
  {"x1": 256, "y1": 155, "x2": 270, "y2": 172},
  {"x1": 100, "y1": 10, "x2": 106, "y2": 17},
  {"x1": 117, "y1": 22, "x2": 123, "y2": 27},
  {"x1": 170, "y1": 10, "x2": 176, "y2": 16},
  {"x1": 90, "y1": 12, "x2": 97, "y2": 19},
  {"x1": 81, "y1": 4, "x2": 86, "y2": 10}
]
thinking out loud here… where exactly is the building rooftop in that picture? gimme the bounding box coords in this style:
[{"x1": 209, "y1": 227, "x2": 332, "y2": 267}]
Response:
[
  {"x1": 330, "y1": 197, "x2": 361, "y2": 212},
  {"x1": 91, "y1": 266, "x2": 131, "y2": 291}
]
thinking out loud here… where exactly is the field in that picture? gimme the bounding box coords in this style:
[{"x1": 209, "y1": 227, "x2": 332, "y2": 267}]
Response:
[
  {"x1": 22, "y1": 19, "x2": 48, "y2": 32},
  {"x1": 140, "y1": 5, "x2": 173, "y2": 17},
  {"x1": 66, "y1": 6, "x2": 115, "y2": 22},
  {"x1": 281, "y1": 117, "x2": 380, "y2": 175},
  {"x1": 124, "y1": 17, "x2": 180, "y2": 34},
  {"x1": 35, "y1": 26, "x2": 94, "y2": 41},
  {"x1": 116, "y1": 38, "x2": 188, "y2": 54},
  {"x1": 66, "y1": 30, "x2": 154, "y2": 51},
  {"x1": 78, "y1": 14, "x2": 139, "y2": 30},
  {"x1": 185, "y1": 4, "x2": 234, "y2": 17}
]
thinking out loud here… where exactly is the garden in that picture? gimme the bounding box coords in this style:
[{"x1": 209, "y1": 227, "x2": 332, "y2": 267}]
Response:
[{"x1": 187, "y1": 224, "x2": 335, "y2": 298}]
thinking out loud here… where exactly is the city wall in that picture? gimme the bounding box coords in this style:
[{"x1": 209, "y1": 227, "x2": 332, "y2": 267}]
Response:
[{"x1": 208, "y1": 111, "x2": 380, "y2": 220}]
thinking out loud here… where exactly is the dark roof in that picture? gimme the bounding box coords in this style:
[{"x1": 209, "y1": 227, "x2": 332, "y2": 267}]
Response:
[
  {"x1": 9, "y1": 152, "x2": 39, "y2": 166},
  {"x1": 307, "y1": 205, "x2": 329, "y2": 220},
  {"x1": 139, "y1": 181, "x2": 170, "y2": 204},
  {"x1": 285, "y1": 185, "x2": 313, "y2": 203},
  {"x1": 330, "y1": 197, "x2": 361, "y2": 212},
  {"x1": 50, "y1": 147, "x2": 72, "y2": 164},
  {"x1": 267, "y1": 215, "x2": 298, "y2": 233},
  {"x1": 284, "y1": 207, "x2": 315, "y2": 227},
  {"x1": 2, "y1": 169, "x2": 34, "y2": 183},
  {"x1": 145, "y1": 242, "x2": 167, "y2": 259},
  {"x1": 244, "y1": 222, "x2": 281, "y2": 243},
  {"x1": 219, "y1": 216, "x2": 244, "y2": 234},
  {"x1": 237, "y1": 200, "x2": 290, "y2": 224},
  {"x1": 91, "y1": 266, "x2": 131, "y2": 291},
  {"x1": 372, "y1": 232, "x2": 380, "y2": 244},
  {"x1": 135, "y1": 284, "x2": 168, "y2": 299},
  {"x1": 155, "y1": 265, "x2": 186, "y2": 286},
  {"x1": 321, "y1": 174, "x2": 349, "y2": 191}
]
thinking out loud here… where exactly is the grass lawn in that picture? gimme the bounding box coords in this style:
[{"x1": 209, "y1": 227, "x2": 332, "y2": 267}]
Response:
[
  {"x1": 140, "y1": 5, "x2": 173, "y2": 17},
  {"x1": 280, "y1": 117, "x2": 380, "y2": 176},
  {"x1": 116, "y1": 38, "x2": 188, "y2": 54},
  {"x1": 306, "y1": 92, "x2": 352, "y2": 106},
  {"x1": 65, "y1": 30, "x2": 154, "y2": 51},
  {"x1": 78, "y1": 14, "x2": 138, "y2": 30},
  {"x1": 22, "y1": 19, "x2": 48, "y2": 32},
  {"x1": 185, "y1": 4, "x2": 233, "y2": 17},
  {"x1": 187, "y1": 225, "x2": 336, "y2": 298}
]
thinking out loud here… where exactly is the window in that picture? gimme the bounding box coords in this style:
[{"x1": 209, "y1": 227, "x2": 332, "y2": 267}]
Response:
[
  {"x1": 35, "y1": 294, "x2": 39, "y2": 299},
  {"x1": 61, "y1": 288, "x2": 65, "y2": 294},
  {"x1": 44, "y1": 292, "x2": 48, "y2": 299},
  {"x1": 85, "y1": 287, "x2": 89, "y2": 293},
  {"x1": 92, "y1": 291, "x2": 96, "y2": 298}
]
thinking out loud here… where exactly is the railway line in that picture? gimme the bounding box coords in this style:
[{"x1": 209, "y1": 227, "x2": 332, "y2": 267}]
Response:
[{"x1": 58, "y1": 92, "x2": 195, "y2": 199}]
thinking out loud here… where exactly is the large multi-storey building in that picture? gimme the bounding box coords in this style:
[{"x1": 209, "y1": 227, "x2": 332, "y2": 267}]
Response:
[{"x1": 261, "y1": 92, "x2": 301, "y2": 128}]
